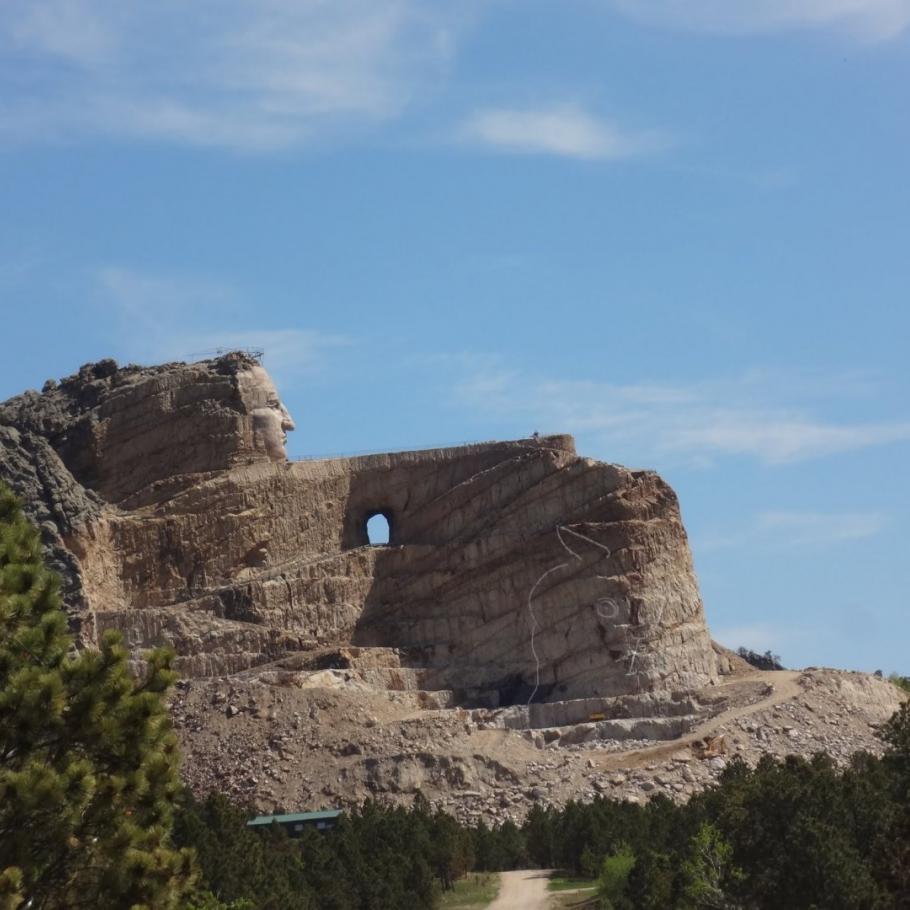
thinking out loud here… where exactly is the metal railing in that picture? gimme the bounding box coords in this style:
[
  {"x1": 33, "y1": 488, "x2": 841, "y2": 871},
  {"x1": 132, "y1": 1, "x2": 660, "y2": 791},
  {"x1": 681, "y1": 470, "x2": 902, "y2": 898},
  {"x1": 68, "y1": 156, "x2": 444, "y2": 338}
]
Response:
[{"x1": 291, "y1": 433, "x2": 562, "y2": 462}]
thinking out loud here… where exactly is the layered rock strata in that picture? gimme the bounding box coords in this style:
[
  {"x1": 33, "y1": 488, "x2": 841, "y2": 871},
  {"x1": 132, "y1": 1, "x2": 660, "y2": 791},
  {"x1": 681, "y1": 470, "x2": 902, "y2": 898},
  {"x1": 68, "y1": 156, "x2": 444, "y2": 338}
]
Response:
[{"x1": 0, "y1": 354, "x2": 720, "y2": 704}]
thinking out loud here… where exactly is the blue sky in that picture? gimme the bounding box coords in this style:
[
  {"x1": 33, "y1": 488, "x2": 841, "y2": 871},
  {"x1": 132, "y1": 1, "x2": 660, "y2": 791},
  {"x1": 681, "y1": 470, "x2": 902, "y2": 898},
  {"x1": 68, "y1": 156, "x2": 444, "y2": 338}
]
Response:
[{"x1": 1, "y1": 1, "x2": 908, "y2": 674}]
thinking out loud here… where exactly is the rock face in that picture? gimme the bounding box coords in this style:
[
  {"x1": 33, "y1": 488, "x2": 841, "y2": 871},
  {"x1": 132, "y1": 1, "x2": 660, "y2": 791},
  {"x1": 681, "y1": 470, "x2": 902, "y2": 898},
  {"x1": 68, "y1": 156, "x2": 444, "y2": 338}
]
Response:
[
  {"x1": 4, "y1": 353, "x2": 905, "y2": 823},
  {"x1": 0, "y1": 353, "x2": 720, "y2": 704}
]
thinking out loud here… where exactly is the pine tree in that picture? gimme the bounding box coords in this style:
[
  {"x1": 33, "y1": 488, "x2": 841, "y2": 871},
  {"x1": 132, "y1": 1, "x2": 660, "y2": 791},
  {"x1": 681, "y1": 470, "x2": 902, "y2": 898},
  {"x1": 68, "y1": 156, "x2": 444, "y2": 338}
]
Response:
[
  {"x1": 524, "y1": 804, "x2": 555, "y2": 868},
  {"x1": 881, "y1": 703, "x2": 910, "y2": 907},
  {"x1": 0, "y1": 484, "x2": 194, "y2": 909}
]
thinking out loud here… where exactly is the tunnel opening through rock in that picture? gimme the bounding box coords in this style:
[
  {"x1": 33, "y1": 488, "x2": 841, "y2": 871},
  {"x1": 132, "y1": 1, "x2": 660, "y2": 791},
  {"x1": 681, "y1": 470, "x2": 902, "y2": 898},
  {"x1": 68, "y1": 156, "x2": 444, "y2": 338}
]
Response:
[
  {"x1": 496, "y1": 675, "x2": 556, "y2": 707},
  {"x1": 365, "y1": 510, "x2": 392, "y2": 546}
]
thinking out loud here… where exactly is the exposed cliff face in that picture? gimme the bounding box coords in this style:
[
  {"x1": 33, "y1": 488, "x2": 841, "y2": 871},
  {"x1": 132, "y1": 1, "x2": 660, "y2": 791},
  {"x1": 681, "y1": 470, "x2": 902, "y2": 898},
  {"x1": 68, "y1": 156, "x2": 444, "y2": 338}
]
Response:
[
  {"x1": 0, "y1": 354, "x2": 720, "y2": 703},
  {"x1": 4, "y1": 353, "x2": 903, "y2": 822},
  {"x1": 0, "y1": 354, "x2": 290, "y2": 506}
]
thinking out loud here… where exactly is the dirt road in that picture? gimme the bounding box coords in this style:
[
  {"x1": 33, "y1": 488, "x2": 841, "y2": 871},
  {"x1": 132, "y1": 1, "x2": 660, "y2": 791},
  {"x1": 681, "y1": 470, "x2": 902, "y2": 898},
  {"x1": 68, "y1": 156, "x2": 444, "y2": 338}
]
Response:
[
  {"x1": 593, "y1": 669, "x2": 803, "y2": 770},
  {"x1": 488, "y1": 870, "x2": 552, "y2": 910},
  {"x1": 474, "y1": 669, "x2": 804, "y2": 773}
]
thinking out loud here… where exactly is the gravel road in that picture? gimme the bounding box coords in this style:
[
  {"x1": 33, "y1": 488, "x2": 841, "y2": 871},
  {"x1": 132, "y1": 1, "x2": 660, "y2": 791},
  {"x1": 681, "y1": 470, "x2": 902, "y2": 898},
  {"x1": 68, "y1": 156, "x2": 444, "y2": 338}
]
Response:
[{"x1": 488, "y1": 870, "x2": 552, "y2": 910}]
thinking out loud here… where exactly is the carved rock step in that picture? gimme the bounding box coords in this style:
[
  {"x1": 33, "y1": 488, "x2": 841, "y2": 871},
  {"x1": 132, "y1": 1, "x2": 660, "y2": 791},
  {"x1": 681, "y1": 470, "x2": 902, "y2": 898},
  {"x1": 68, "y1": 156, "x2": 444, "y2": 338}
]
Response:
[
  {"x1": 554, "y1": 713, "x2": 701, "y2": 746},
  {"x1": 481, "y1": 691, "x2": 714, "y2": 731},
  {"x1": 248, "y1": 666, "x2": 458, "y2": 709}
]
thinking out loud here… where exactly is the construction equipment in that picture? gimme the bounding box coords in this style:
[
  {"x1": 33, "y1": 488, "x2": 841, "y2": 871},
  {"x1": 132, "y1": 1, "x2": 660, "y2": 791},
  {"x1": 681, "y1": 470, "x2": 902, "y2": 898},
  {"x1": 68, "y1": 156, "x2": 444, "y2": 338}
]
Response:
[{"x1": 692, "y1": 734, "x2": 727, "y2": 759}]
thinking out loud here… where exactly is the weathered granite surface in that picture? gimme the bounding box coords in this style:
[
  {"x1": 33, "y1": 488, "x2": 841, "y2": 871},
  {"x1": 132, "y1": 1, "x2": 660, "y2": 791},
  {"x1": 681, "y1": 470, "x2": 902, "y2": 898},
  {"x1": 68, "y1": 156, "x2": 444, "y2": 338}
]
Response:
[{"x1": 0, "y1": 354, "x2": 720, "y2": 703}]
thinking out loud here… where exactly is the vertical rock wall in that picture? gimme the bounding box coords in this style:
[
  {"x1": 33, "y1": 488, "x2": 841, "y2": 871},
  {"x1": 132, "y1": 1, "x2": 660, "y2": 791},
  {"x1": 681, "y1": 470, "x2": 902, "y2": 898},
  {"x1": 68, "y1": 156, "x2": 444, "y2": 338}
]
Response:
[{"x1": 0, "y1": 354, "x2": 719, "y2": 700}]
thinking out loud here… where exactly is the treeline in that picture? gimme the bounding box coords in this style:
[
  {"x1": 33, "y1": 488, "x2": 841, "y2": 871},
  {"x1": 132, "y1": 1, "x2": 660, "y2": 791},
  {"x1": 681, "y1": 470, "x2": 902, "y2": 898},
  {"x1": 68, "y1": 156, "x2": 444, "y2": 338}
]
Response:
[
  {"x1": 175, "y1": 794, "x2": 471, "y2": 909},
  {"x1": 178, "y1": 706, "x2": 910, "y2": 909},
  {"x1": 513, "y1": 720, "x2": 910, "y2": 909},
  {"x1": 735, "y1": 647, "x2": 785, "y2": 671},
  {"x1": 891, "y1": 673, "x2": 910, "y2": 695}
]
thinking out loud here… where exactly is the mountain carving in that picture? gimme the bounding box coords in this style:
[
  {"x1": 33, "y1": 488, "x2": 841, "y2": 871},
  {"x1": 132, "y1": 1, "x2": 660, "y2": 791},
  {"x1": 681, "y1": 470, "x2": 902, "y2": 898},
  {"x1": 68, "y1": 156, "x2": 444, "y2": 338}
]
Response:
[{"x1": 0, "y1": 353, "x2": 720, "y2": 705}]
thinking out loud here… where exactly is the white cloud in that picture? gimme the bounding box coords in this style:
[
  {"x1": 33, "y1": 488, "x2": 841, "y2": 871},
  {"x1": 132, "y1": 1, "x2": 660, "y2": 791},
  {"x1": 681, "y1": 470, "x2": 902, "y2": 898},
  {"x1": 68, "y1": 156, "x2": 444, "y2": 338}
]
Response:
[
  {"x1": 697, "y1": 510, "x2": 888, "y2": 552},
  {"x1": 97, "y1": 266, "x2": 238, "y2": 322},
  {"x1": 666, "y1": 414, "x2": 910, "y2": 463},
  {"x1": 606, "y1": 0, "x2": 910, "y2": 40},
  {"x1": 94, "y1": 265, "x2": 349, "y2": 378},
  {"x1": 0, "y1": 0, "x2": 466, "y2": 150},
  {"x1": 756, "y1": 510, "x2": 888, "y2": 544},
  {"x1": 459, "y1": 105, "x2": 669, "y2": 160},
  {"x1": 8, "y1": 0, "x2": 115, "y2": 64},
  {"x1": 183, "y1": 329, "x2": 350, "y2": 377},
  {"x1": 438, "y1": 357, "x2": 910, "y2": 466}
]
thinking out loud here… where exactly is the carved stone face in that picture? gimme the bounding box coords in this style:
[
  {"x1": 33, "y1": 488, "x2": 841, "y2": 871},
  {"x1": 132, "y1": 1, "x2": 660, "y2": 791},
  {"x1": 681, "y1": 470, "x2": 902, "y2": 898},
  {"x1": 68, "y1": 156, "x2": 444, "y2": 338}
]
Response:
[{"x1": 237, "y1": 365, "x2": 296, "y2": 461}]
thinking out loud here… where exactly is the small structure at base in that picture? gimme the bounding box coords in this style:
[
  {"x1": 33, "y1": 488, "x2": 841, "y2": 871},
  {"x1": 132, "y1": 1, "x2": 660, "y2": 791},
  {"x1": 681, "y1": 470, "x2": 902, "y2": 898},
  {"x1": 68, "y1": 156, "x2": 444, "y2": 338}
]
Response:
[{"x1": 247, "y1": 809, "x2": 342, "y2": 836}]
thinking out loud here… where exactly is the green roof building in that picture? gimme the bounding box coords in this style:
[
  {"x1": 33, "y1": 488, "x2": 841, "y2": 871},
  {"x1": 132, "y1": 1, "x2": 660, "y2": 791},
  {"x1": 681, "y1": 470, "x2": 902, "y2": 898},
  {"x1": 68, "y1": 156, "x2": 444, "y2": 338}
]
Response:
[{"x1": 246, "y1": 809, "x2": 342, "y2": 836}]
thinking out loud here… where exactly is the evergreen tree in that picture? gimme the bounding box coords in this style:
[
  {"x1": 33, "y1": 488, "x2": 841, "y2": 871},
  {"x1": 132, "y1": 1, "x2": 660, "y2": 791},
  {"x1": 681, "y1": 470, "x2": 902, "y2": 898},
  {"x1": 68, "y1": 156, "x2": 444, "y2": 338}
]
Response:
[
  {"x1": 471, "y1": 820, "x2": 495, "y2": 872},
  {"x1": 627, "y1": 848, "x2": 675, "y2": 910},
  {"x1": 880, "y1": 703, "x2": 910, "y2": 907},
  {"x1": 173, "y1": 792, "x2": 316, "y2": 910},
  {"x1": 0, "y1": 484, "x2": 194, "y2": 909},
  {"x1": 524, "y1": 805, "x2": 555, "y2": 868}
]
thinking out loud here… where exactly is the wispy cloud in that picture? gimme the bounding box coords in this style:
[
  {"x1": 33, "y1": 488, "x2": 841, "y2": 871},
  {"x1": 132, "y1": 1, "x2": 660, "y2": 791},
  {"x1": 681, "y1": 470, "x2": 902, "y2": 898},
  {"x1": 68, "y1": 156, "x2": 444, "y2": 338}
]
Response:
[
  {"x1": 605, "y1": 0, "x2": 910, "y2": 41},
  {"x1": 182, "y1": 329, "x2": 350, "y2": 377},
  {"x1": 665, "y1": 415, "x2": 910, "y2": 463},
  {"x1": 757, "y1": 510, "x2": 888, "y2": 544},
  {"x1": 697, "y1": 510, "x2": 889, "y2": 552},
  {"x1": 458, "y1": 105, "x2": 669, "y2": 160},
  {"x1": 94, "y1": 265, "x2": 349, "y2": 379},
  {"x1": 97, "y1": 266, "x2": 239, "y2": 326},
  {"x1": 0, "y1": 1, "x2": 467, "y2": 151},
  {"x1": 436, "y1": 355, "x2": 910, "y2": 466}
]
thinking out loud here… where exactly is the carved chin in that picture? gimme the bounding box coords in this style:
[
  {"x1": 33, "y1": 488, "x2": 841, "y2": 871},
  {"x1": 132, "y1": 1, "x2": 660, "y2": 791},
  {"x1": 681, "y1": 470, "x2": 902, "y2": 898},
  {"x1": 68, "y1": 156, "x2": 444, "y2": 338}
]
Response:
[
  {"x1": 251, "y1": 412, "x2": 287, "y2": 461},
  {"x1": 261, "y1": 432, "x2": 286, "y2": 461}
]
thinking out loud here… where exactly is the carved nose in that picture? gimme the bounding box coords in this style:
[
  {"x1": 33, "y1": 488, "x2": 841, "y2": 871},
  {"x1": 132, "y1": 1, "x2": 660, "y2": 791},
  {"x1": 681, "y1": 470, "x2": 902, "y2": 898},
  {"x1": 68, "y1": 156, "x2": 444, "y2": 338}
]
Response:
[{"x1": 280, "y1": 406, "x2": 296, "y2": 432}]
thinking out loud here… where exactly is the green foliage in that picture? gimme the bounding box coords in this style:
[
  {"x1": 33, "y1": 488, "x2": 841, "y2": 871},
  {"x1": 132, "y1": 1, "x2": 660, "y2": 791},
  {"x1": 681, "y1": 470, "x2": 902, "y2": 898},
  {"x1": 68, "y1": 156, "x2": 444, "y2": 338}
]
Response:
[
  {"x1": 0, "y1": 484, "x2": 194, "y2": 909},
  {"x1": 736, "y1": 648, "x2": 784, "y2": 671},
  {"x1": 881, "y1": 700, "x2": 910, "y2": 772},
  {"x1": 175, "y1": 699, "x2": 910, "y2": 910},
  {"x1": 627, "y1": 848, "x2": 674, "y2": 910},
  {"x1": 172, "y1": 791, "x2": 315, "y2": 909},
  {"x1": 580, "y1": 845, "x2": 600, "y2": 879},
  {"x1": 678, "y1": 823, "x2": 743, "y2": 910},
  {"x1": 878, "y1": 702, "x2": 910, "y2": 900},
  {"x1": 428, "y1": 804, "x2": 476, "y2": 890},
  {"x1": 185, "y1": 894, "x2": 254, "y2": 910},
  {"x1": 0, "y1": 867, "x2": 23, "y2": 910},
  {"x1": 700, "y1": 753, "x2": 894, "y2": 908},
  {"x1": 888, "y1": 673, "x2": 910, "y2": 695},
  {"x1": 436, "y1": 872, "x2": 499, "y2": 908},
  {"x1": 597, "y1": 843, "x2": 636, "y2": 910},
  {"x1": 471, "y1": 818, "x2": 526, "y2": 872},
  {"x1": 547, "y1": 873, "x2": 597, "y2": 892},
  {"x1": 525, "y1": 804, "x2": 556, "y2": 868},
  {"x1": 174, "y1": 793, "x2": 485, "y2": 910}
]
